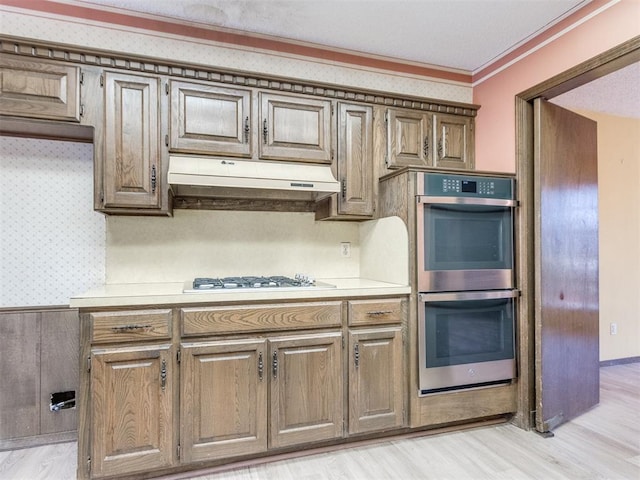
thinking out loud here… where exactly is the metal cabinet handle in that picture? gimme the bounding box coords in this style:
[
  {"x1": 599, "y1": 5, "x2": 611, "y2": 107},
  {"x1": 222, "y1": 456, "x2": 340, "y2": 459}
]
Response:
[
  {"x1": 367, "y1": 310, "x2": 393, "y2": 316},
  {"x1": 160, "y1": 359, "x2": 167, "y2": 391},
  {"x1": 354, "y1": 343, "x2": 359, "y2": 368},
  {"x1": 151, "y1": 165, "x2": 157, "y2": 194},
  {"x1": 341, "y1": 178, "x2": 347, "y2": 200},
  {"x1": 244, "y1": 116, "x2": 250, "y2": 143},
  {"x1": 272, "y1": 350, "x2": 278, "y2": 378},
  {"x1": 423, "y1": 136, "x2": 429, "y2": 157},
  {"x1": 263, "y1": 119, "x2": 268, "y2": 144},
  {"x1": 111, "y1": 324, "x2": 151, "y2": 332},
  {"x1": 258, "y1": 352, "x2": 264, "y2": 381},
  {"x1": 438, "y1": 138, "x2": 444, "y2": 159}
]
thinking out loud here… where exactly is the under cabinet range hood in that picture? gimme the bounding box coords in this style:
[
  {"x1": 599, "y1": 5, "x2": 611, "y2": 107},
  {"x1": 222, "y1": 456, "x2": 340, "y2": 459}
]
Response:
[{"x1": 168, "y1": 155, "x2": 340, "y2": 201}]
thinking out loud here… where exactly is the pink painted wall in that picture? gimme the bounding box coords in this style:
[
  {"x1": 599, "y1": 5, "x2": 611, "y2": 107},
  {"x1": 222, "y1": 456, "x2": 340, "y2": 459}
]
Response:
[{"x1": 473, "y1": 0, "x2": 640, "y2": 173}]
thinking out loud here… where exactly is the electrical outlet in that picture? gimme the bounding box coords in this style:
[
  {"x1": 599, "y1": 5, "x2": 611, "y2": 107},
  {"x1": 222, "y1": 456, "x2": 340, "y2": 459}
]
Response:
[
  {"x1": 340, "y1": 242, "x2": 351, "y2": 258},
  {"x1": 610, "y1": 323, "x2": 617, "y2": 335}
]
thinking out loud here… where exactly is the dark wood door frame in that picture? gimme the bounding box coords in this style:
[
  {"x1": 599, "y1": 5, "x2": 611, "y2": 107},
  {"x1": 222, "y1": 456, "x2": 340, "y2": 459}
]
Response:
[{"x1": 513, "y1": 35, "x2": 640, "y2": 430}]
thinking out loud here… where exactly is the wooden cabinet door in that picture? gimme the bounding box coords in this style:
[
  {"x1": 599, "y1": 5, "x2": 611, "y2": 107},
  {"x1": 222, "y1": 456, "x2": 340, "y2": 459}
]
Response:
[
  {"x1": 170, "y1": 81, "x2": 252, "y2": 157},
  {"x1": 103, "y1": 71, "x2": 163, "y2": 209},
  {"x1": 433, "y1": 113, "x2": 474, "y2": 170},
  {"x1": 90, "y1": 344, "x2": 174, "y2": 477},
  {"x1": 348, "y1": 327, "x2": 404, "y2": 434},
  {"x1": 337, "y1": 102, "x2": 374, "y2": 216},
  {"x1": 0, "y1": 54, "x2": 80, "y2": 122},
  {"x1": 259, "y1": 92, "x2": 332, "y2": 163},
  {"x1": 180, "y1": 339, "x2": 267, "y2": 463},
  {"x1": 269, "y1": 332, "x2": 343, "y2": 448},
  {"x1": 386, "y1": 108, "x2": 431, "y2": 168}
]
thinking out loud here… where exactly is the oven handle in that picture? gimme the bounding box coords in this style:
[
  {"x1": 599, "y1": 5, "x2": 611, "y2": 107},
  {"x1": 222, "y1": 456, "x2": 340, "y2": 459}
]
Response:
[
  {"x1": 417, "y1": 195, "x2": 517, "y2": 207},
  {"x1": 419, "y1": 290, "x2": 519, "y2": 302}
]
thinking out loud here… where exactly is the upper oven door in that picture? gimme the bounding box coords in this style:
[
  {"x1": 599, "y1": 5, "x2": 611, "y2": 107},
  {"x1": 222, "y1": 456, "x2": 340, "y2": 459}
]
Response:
[{"x1": 417, "y1": 196, "x2": 515, "y2": 292}]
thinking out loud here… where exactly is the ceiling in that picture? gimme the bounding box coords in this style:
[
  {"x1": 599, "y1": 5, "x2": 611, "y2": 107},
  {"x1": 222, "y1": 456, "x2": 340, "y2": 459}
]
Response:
[
  {"x1": 552, "y1": 62, "x2": 640, "y2": 119},
  {"x1": 78, "y1": 0, "x2": 592, "y2": 72},
  {"x1": 75, "y1": 0, "x2": 638, "y2": 118}
]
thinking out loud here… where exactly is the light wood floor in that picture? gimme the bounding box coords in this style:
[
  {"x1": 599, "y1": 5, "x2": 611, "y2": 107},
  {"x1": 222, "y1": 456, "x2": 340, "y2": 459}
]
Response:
[{"x1": 1, "y1": 363, "x2": 638, "y2": 480}]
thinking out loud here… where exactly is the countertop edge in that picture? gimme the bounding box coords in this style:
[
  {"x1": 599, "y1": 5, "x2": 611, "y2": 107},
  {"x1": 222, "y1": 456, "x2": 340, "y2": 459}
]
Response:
[{"x1": 70, "y1": 279, "x2": 412, "y2": 309}]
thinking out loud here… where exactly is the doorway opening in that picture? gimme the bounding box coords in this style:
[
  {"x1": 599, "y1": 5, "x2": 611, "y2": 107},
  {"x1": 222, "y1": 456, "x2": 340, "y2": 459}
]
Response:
[{"x1": 513, "y1": 37, "x2": 640, "y2": 432}]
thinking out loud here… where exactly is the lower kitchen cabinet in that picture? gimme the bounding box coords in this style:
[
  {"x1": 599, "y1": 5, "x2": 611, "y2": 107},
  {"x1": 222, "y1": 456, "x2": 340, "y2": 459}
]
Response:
[
  {"x1": 79, "y1": 297, "x2": 406, "y2": 479},
  {"x1": 90, "y1": 344, "x2": 174, "y2": 478},
  {"x1": 269, "y1": 332, "x2": 343, "y2": 448},
  {"x1": 348, "y1": 326, "x2": 404, "y2": 434},
  {"x1": 180, "y1": 332, "x2": 343, "y2": 461},
  {"x1": 180, "y1": 339, "x2": 268, "y2": 462}
]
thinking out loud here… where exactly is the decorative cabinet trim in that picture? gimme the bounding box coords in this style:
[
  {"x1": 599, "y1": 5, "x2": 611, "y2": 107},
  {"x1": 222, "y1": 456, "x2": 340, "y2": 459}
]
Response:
[{"x1": 0, "y1": 35, "x2": 478, "y2": 118}]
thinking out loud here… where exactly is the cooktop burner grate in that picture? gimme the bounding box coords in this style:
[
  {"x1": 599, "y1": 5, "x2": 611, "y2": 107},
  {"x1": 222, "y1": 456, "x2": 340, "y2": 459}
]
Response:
[{"x1": 190, "y1": 275, "x2": 315, "y2": 290}]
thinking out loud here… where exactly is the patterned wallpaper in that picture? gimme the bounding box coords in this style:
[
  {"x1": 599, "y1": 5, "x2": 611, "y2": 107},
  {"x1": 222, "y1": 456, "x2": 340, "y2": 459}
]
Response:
[{"x1": 0, "y1": 137, "x2": 105, "y2": 307}]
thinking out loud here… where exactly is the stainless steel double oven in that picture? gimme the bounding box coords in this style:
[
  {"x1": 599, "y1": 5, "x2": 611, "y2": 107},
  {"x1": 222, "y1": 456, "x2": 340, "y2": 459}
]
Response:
[{"x1": 416, "y1": 173, "x2": 517, "y2": 395}]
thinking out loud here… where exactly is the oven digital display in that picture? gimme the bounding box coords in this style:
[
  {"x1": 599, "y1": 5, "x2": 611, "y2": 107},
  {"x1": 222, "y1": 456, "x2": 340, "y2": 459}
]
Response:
[{"x1": 461, "y1": 180, "x2": 477, "y2": 193}]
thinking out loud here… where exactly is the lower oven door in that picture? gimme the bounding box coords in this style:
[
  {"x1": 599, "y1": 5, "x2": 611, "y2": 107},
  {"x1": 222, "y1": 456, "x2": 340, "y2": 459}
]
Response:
[{"x1": 418, "y1": 290, "x2": 517, "y2": 395}]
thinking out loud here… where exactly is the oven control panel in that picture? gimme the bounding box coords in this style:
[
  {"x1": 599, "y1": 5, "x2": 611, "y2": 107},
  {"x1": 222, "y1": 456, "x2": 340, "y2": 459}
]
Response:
[{"x1": 420, "y1": 173, "x2": 514, "y2": 199}]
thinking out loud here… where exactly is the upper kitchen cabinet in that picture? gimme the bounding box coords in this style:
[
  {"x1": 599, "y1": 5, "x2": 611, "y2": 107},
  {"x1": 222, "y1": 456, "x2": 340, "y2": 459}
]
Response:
[
  {"x1": 385, "y1": 108, "x2": 432, "y2": 169},
  {"x1": 316, "y1": 102, "x2": 374, "y2": 220},
  {"x1": 259, "y1": 92, "x2": 332, "y2": 164},
  {"x1": 0, "y1": 54, "x2": 80, "y2": 122},
  {"x1": 433, "y1": 113, "x2": 474, "y2": 170},
  {"x1": 169, "y1": 80, "x2": 252, "y2": 157},
  {"x1": 168, "y1": 85, "x2": 332, "y2": 165},
  {"x1": 90, "y1": 70, "x2": 171, "y2": 215},
  {"x1": 383, "y1": 107, "x2": 475, "y2": 171}
]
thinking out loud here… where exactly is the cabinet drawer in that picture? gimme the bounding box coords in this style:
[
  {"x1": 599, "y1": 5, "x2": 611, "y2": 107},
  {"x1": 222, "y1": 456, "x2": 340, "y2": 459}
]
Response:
[
  {"x1": 91, "y1": 310, "x2": 172, "y2": 343},
  {"x1": 348, "y1": 298, "x2": 403, "y2": 326},
  {"x1": 182, "y1": 301, "x2": 342, "y2": 336}
]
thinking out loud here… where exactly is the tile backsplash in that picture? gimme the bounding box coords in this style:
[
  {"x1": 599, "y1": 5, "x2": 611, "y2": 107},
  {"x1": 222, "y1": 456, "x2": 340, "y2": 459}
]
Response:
[{"x1": 0, "y1": 137, "x2": 105, "y2": 307}]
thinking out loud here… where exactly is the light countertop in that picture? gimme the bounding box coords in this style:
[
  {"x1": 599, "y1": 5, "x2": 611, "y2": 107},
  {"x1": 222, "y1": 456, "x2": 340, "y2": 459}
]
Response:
[{"x1": 69, "y1": 278, "x2": 411, "y2": 309}]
